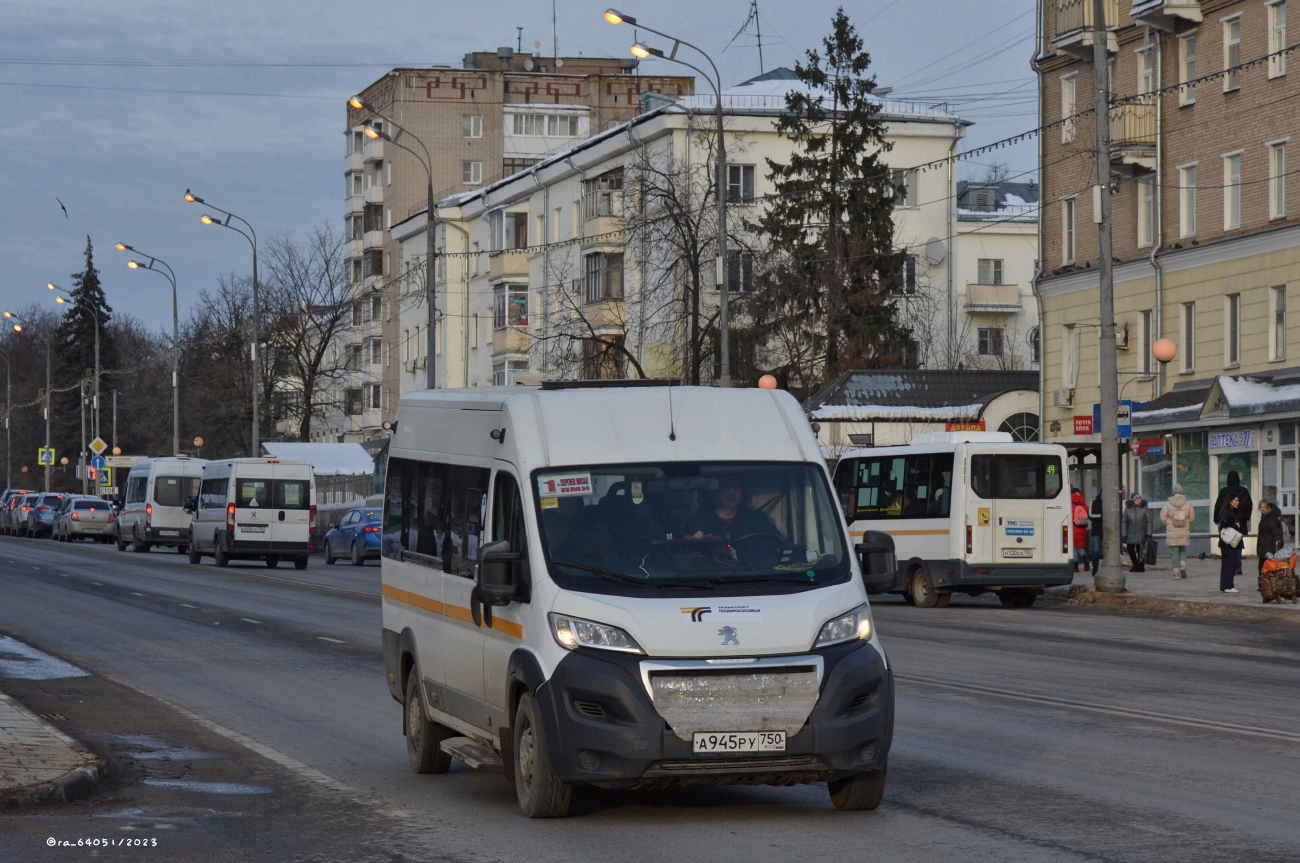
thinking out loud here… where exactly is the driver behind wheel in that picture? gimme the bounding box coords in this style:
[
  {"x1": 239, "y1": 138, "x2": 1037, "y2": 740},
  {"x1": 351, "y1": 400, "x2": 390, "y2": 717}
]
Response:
[{"x1": 683, "y1": 476, "x2": 779, "y2": 543}]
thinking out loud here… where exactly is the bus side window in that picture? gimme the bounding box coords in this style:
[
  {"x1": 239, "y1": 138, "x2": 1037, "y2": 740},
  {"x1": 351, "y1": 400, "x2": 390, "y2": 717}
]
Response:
[
  {"x1": 929, "y1": 455, "x2": 954, "y2": 516},
  {"x1": 902, "y1": 456, "x2": 932, "y2": 518},
  {"x1": 834, "y1": 458, "x2": 857, "y2": 517}
]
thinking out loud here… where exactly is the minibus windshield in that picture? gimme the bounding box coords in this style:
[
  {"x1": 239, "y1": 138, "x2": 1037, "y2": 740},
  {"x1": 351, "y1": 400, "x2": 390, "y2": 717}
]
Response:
[{"x1": 533, "y1": 462, "x2": 850, "y2": 596}]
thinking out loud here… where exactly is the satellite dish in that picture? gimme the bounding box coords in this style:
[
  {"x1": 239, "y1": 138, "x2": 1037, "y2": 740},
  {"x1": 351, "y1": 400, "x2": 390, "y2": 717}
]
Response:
[
  {"x1": 924, "y1": 237, "x2": 946, "y2": 266},
  {"x1": 556, "y1": 58, "x2": 564, "y2": 68},
  {"x1": 524, "y1": 58, "x2": 534, "y2": 71}
]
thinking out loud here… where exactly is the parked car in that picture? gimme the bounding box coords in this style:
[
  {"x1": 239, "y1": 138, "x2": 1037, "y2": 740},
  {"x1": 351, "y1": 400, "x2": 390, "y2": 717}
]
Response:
[
  {"x1": 0, "y1": 490, "x2": 32, "y2": 535},
  {"x1": 323, "y1": 507, "x2": 381, "y2": 565},
  {"x1": 27, "y1": 493, "x2": 68, "y2": 537},
  {"x1": 10, "y1": 493, "x2": 40, "y2": 536},
  {"x1": 55, "y1": 497, "x2": 114, "y2": 542}
]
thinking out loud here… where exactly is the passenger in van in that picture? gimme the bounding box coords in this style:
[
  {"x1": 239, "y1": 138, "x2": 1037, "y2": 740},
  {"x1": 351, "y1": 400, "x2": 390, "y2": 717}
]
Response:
[
  {"x1": 543, "y1": 496, "x2": 613, "y2": 561},
  {"x1": 684, "y1": 477, "x2": 780, "y2": 542},
  {"x1": 598, "y1": 482, "x2": 664, "y2": 548}
]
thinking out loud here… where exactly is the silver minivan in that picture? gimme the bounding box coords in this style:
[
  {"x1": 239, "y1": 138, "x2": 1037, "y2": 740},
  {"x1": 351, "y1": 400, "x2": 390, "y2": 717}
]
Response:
[
  {"x1": 115, "y1": 457, "x2": 207, "y2": 553},
  {"x1": 187, "y1": 458, "x2": 316, "y2": 569}
]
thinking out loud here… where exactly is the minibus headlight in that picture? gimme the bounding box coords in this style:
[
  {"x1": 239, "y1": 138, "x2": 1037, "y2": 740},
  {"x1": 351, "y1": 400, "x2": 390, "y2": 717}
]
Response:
[
  {"x1": 814, "y1": 603, "x2": 872, "y2": 648},
  {"x1": 548, "y1": 613, "x2": 644, "y2": 655}
]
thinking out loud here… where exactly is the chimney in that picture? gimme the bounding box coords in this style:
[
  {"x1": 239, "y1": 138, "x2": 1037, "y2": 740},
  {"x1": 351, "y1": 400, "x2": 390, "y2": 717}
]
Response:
[{"x1": 497, "y1": 46, "x2": 514, "y2": 69}]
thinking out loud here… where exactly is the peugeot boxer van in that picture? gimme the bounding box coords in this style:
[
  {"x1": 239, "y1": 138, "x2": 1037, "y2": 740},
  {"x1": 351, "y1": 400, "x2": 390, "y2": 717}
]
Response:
[
  {"x1": 116, "y1": 456, "x2": 207, "y2": 553},
  {"x1": 381, "y1": 382, "x2": 895, "y2": 818},
  {"x1": 186, "y1": 458, "x2": 316, "y2": 569}
]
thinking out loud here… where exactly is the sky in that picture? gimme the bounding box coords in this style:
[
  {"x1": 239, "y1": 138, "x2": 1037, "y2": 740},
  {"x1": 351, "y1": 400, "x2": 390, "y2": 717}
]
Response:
[{"x1": 1, "y1": 0, "x2": 1039, "y2": 333}]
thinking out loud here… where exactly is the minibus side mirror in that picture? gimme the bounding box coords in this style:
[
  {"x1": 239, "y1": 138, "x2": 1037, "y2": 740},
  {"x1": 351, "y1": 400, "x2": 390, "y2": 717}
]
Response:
[
  {"x1": 856, "y1": 530, "x2": 897, "y2": 595},
  {"x1": 477, "y1": 539, "x2": 525, "y2": 607},
  {"x1": 183, "y1": 496, "x2": 197, "y2": 514}
]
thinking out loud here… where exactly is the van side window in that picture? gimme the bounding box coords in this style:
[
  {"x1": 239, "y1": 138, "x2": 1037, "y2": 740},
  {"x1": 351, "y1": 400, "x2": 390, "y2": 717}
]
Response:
[
  {"x1": 199, "y1": 478, "x2": 228, "y2": 510},
  {"x1": 383, "y1": 456, "x2": 450, "y2": 562},
  {"x1": 237, "y1": 479, "x2": 270, "y2": 508},
  {"x1": 491, "y1": 470, "x2": 528, "y2": 558},
  {"x1": 448, "y1": 466, "x2": 490, "y2": 577},
  {"x1": 274, "y1": 480, "x2": 310, "y2": 510},
  {"x1": 154, "y1": 476, "x2": 200, "y2": 508},
  {"x1": 126, "y1": 475, "x2": 148, "y2": 505}
]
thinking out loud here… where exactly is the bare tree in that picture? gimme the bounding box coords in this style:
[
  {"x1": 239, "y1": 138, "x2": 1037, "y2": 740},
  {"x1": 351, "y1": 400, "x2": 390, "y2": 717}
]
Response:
[{"x1": 531, "y1": 253, "x2": 648, "y2": 380}]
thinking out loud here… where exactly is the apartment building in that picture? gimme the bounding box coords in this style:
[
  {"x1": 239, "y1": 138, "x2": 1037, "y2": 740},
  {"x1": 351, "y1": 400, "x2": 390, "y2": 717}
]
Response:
[
  {"x1": 1037, "y1": 0, "x2": 1300, "y2": 547},
  {"x1": 384, "y1": 70, "x2": 972, "y2": 394},
  {"x1": 328, "y1": 50, "x2": 694, "y2": 441}
]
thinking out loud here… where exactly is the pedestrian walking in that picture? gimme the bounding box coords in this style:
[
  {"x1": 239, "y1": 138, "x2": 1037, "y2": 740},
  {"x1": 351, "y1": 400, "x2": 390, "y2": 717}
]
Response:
[
  {"x1": 1071, "y1": 488, "x2": 1090, "y2": 573},
  {"x1": 1214, "y1": 471, "x2": 1252, "y2": 575},
  {"x1": 1089, "y1": 491, "x2": 1104, "y2": 575},
  {"x1": 1123, "y1": 492, "x2": 1150, "y2": 573},
  {"x1": 1217, "y1": 495, "x2": 1246, "y2": 593},
  {"x1": 1160, "y1": 483, "x2": 1194, "y2": 580},
  {"x1": 1256, "y1": 499, "x2": 1285, "y2": 575}
]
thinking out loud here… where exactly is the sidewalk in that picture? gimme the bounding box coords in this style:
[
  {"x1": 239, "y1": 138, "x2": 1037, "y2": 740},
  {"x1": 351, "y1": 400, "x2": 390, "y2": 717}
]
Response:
[{"x1": 0, "y1": 687, "x2": 104, "y2": 807}]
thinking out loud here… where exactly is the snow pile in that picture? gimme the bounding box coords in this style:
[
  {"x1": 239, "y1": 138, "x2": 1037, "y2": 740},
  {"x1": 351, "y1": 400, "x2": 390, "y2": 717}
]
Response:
[{"x1": 1217, "y1": 376, "x2": 1300, "y2": 412}]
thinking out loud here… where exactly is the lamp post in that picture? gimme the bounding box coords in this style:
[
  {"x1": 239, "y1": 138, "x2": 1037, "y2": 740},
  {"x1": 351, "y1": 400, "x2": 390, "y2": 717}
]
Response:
[
  {"x1": 607, "y1": 8, "x2": 732, "y2": 387},
  {"x1": 0, "y1": 346, "x2": 11, "y2": 490},
  {"x1": 4, "y1": 312, "x2": 51, "y2": 492},
  {"x1": 348, "y1": 96, "x2": 441, "y2": 390},
  {"x1": 47, "y1": 283, "x2": 99, "y2": 442},
  {"x1": 118, "y1": 244, "x2": 180, "y2": 457},
  {"x1": 185, "y1": 190, "x2": 260, "y2": 454}
]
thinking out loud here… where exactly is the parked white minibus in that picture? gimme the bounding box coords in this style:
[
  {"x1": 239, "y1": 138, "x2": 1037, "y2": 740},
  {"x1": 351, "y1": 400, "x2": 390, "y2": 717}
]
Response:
[
  {"x1": 186, "y1": 458, "x2": 316, "y2": 569},
  {"x1": 115, "y1": 456, "x2": 207, "y2": 553},
  {"x1": 832, "y1": 431, "x2": 1074, "y2": 608},
  {"x1": 381, "y1": 382, "x2": 895, "y2": 818}
]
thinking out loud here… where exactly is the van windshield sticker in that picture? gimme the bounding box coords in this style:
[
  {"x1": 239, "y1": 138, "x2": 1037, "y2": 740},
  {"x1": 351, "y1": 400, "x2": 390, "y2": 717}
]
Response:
[
  {"x1": 540, "y1": 497, "x2": 559, "y2": 510},
  {"x1": 537, "y1": 473, "x2": 593, "y2": 498}
]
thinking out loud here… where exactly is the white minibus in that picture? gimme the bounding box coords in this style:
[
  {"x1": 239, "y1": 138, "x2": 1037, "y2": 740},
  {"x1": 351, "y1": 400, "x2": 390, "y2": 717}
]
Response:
[
  {"x1": 833, "y1": 432, "x2": 1074, "y2": 608},
  {"x1": 186, "y1": 458, "x2": 316, "y2": 569},
  {"x1": 381, "y1": 382, "x2": 895, "y2": 818},
  {"x1": 115, "y1": 456, "x2": 207, "y2": 553}
]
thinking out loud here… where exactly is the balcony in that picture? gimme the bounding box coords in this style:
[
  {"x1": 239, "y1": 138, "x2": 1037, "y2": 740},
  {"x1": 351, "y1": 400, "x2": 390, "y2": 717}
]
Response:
[
  {"x1": 345, "y1": 152, "x2": 364, "y2": 174},
  {"x1": 1109, "y1": 100, "x2": 1156, "y2": 174},
  {"x1": 364, "y1": 184, "x2": 384, "y2": 205},
  {"x1": 347, "y1": 239, "x2": 363, "y2": 260},
  {"x1": 345, "y1": 194, "x2": 363, "y2": 216},
  {"x1": 488, "y1": 250, "x2": 529, "y2": 281},
  {"x1": 581, "y1": 217, "x2": 625, "y2": 251},
  {"x1": 1052, "y1": 0, "x2": 1120, "y2": 59},
  {"x1": 362, "y1": 137, "x2": 384, "y2": 163},
  {"x1": 964, "y1": 284, "x2": 1022, "y2": 312},
  {"x1": 1130, "y1": 0, "x2": 1201, "y2": 33},
  {"x1": 492, "y1": 326, "x2": 531, "y2": 356},
  {"x1": 363, "y1": 230, "x2": 386, "y2": 251}
]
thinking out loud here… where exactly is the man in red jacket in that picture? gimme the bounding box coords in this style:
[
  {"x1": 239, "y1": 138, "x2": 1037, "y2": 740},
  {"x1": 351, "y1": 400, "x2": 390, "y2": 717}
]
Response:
[{"x1": 1071, "y1": 488, "x2": 1090, "y2": 573}]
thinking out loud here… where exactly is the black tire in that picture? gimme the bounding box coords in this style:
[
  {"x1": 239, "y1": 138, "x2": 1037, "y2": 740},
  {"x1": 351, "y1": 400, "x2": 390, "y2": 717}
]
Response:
[
  {"x1": 513, "y1": 692, "x2": 572, "y2": 818},
  {"x1": 351, "y1": 542, "x2": 363, "y2": 566},
  {"x1": 188, "y1": 539, "x2": 201, "y2": 565},
  {"x1": 115, "y1": 528, "x2": 128, "y2": 552},
  {"x1": 404, "y1": 671, "x2": 452, "y2": 774},
  {"x1": 293, "y1": 556, "x2": 309, "y2": 571},
  {"x1": 828, "y1": 766, "x2": 887, "y2": 810},
  {"x1": 131, "y1": 528, "x2": 150, "y2": 553},
  {"x1": 176, "y1": 544, "x2": 187, "y2": 555},
  {"x1": 265, "y1": 557, "x2": 280, "y2": 569},
  {"x1": 1018, "y1": 592, "x2": 1038, "y2": 609},
  {"x1": 214, "y1": 538, "x2": 230, "y2": 568},
  {"x1": 910, "y1": 569, "x2": 943, "y2": 609},
  {"x1": 324, "y1": 541, "x2": 335, "y2": 565}
]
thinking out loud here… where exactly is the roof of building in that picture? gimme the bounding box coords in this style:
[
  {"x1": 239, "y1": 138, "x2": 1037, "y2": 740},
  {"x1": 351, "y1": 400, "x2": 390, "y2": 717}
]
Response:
[
  {"x1": 1133, "y1": 369, "x2": 1300, "y2": 429},
  {"x1": 260, "y1": 442, "x2": 375, "y2": 476},
  {"x1": 807, "y1": 369, "x2": 1039, "y2": 421},
  {"x1": 956, "y1": 179, "x2": 1039, "y2": 222}
]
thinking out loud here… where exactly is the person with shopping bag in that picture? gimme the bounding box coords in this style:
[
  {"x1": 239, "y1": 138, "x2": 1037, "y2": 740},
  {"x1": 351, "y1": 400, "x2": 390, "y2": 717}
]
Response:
[
  {"x1": 1217, "y1": 495, "x2": 1246, "y2": 593},
  {"x1": 1160, "y1": 484, "x2": 1194, "y2": 580},
  {"x1": 1123, "y1": 492, "x2": 1150, "y2": 572},
  {"x1": 1257, "y1": 500, "x2": 1285, "y2": 574},
  {"x1": 1071, "y1": 488, "x2": 1090, "y2": 573}
]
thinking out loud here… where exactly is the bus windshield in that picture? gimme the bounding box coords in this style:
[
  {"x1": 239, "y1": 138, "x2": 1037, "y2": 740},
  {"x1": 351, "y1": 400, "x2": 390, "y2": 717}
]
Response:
[
  {"x1": 969, "y1": 453, "x2": 1064, "y2": 500},
  {"x1": 533, "y1": 461, "x2": 850, "y2": 597}
]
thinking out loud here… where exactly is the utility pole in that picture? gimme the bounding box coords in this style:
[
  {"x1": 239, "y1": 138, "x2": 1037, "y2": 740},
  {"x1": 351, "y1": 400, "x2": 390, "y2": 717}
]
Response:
[
  {"x1": 1093, "y1": 0, "x2": 1125, "y2": 593},
  {"x1": 43, "y1": 343, "x2": 51, "y2": 494},
  {"x1": 79, "y1": 379, "x2": 87, "y2": 495}
]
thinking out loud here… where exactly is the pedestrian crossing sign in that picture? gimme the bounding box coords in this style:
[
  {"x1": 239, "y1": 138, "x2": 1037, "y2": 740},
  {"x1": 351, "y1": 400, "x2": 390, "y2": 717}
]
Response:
[
  {"x1": 99, "y1": 467, "x2": 113, "y2": 487},
  {"x1": 37, "y1": 447, "x2": 55, "y2": 466}
]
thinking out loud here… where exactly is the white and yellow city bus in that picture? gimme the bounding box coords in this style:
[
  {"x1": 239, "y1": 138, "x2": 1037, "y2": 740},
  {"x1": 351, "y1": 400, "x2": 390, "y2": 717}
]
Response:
[{"x1": 832, "y1": 432, "x2": 1074, "y2": 608}]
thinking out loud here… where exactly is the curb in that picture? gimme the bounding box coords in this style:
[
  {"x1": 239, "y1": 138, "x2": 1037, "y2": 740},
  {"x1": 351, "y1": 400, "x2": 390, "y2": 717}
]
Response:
[
  {"x1": 1044, "y1": 585, "x2": 1300, "y2": 627},
  {"x1": 1, "y1": 756, "x2": 107, "y2": 809}
]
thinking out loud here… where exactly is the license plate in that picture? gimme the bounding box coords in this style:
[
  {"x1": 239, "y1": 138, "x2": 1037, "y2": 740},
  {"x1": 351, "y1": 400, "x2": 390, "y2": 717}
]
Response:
[
  {"x1": 692, "y1": 731, "x2": 786, "y2": 754},
  {"x1": 159, "y1": 529, "x2": 180, "y2": 537},
  {"x1": 1002, "y1": 548, "x2": 1033, "y2": 558},
  {"x1": 239, "y1": 524, "x2": 267, "y2": 534}
]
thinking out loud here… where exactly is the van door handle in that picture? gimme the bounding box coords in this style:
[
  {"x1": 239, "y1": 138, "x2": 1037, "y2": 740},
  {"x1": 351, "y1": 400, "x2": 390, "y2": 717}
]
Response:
[{"x1": 278, "y1": 511, "x2": 285, "y2": 522}]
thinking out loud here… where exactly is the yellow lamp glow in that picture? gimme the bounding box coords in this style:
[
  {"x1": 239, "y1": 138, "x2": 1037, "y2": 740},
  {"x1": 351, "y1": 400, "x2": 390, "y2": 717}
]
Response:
[
  {"x1": 363, "y1": 126, "x2": 380, "y2": 139},
  {"x1": 184, "y1": 191, "x2": 197, "y2": 203},
  {"x1": 630, "y1": 43, "x2": 652, "y2": 59},
  {"x1": 55, "y1": 296, "x2": 65, "y2": 305},
  {"x1": 348, "y1": 96, "x2": 365, "y2": 110},
  {"x1": 127, "y1": 261, "x2": 140, "y2": 269},
  {"x1": 603, "y1": 9, "x2": 625, "y2": 25},
  {"x1": 200, "y1": 214, "x2": 216, "y2": 225},
  {"x1": 114, "y1": 242, "x2": 126, "y2": 251}
]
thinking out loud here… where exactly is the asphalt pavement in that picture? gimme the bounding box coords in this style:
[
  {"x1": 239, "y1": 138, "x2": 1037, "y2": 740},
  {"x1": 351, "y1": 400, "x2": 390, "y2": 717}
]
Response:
[{"x1": 1, "y1": 535, "x2": 1298, "y2": 862}]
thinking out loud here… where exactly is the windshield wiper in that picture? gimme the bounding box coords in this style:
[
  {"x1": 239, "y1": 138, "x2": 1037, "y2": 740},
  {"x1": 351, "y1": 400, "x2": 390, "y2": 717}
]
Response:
[
  {"x1": 550, "y1": 559, "x2": 715, "y2": 590},
  {"x1": 682, "y1": 572, "x2": 825, "y2": 586}
]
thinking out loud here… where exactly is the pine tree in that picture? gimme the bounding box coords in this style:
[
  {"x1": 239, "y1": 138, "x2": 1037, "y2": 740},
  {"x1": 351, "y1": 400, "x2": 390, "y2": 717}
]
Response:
[
  {"x1": 748, "y1": 8, "x2": 915, "y2": 391},
  {"x1": 53, "y1": 237, "x2": 118, "y2": 455}
]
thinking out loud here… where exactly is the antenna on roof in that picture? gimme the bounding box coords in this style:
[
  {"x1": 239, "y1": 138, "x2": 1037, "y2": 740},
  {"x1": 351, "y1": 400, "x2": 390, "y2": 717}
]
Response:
[{"x1": 723, "y1": 1, "x2": 765, "y2": 76}]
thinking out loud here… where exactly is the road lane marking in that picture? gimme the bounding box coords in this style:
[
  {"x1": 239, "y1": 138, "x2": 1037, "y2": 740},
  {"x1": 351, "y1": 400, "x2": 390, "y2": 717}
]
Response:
[
  {"x1": 131, "y1": 592, "x2": 145, "y2": 597},
  {"x1": 179, "y1": 603, "x2": 198, "y2": 609},
  {"x1": 31, "y1": 566, "x2": 40, "y2": 570},
  {"x1": 898, "y1": 674, "x2": 1300, "y2": 744},
  {"x1": 92, "y1": 582, "x2": 103, "y2": 586},
  {"x1": 316, "y1": 637, "x2": 344, "y2": 644},
  {"x1": 241, "y1": 618, "x2": 262, "y2": 624}
]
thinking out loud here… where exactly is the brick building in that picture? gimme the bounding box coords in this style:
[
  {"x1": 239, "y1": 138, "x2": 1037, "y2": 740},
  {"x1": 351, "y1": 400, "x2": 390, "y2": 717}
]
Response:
[{"x1": 1037, "y1": 0, "x2": 1300, "y2": 549}]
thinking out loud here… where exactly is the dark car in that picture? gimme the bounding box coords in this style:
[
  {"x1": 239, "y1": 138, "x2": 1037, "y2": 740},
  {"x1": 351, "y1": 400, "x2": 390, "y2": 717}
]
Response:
[
  {"x1": 323, "y1": 507, "x2": 381, "y2": 566},
  {"x1": 27, "y1": 493, "x2": 68, "y2": 537}
]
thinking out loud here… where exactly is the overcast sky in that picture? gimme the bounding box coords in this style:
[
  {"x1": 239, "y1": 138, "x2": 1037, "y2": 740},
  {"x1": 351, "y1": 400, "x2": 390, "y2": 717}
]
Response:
[{"x1": 1, "y1": 0, "x2": 1038, "y2": 332}]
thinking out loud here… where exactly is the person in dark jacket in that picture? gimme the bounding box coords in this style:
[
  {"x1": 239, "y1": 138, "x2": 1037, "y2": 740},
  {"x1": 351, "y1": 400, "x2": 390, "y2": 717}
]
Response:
[
  {"x1": 1217, "y1": 494, "x2": 1245, "y2": 592},
  {"x1": 1256, "y1": 499, "x2": 1286, "y2": 574},
  {"x1": 1123, "y1": 492, "x2": 1150, "y2": 572},
  {"x1": 1089, "y1": 492, "x2": 1104, "y2": 575}
]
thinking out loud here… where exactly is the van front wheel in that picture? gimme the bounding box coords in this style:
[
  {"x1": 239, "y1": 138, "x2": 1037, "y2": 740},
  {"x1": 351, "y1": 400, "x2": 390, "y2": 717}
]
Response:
[
  {"x1": 909, "y1": 569, "x2": 948, "y2": 609},
  {"x1": 828, "y1": 766, "x2": 887, "y2": 810},
  {"x1": 404, "y1": 673, "x2": 452, "y2": 774},
  {"x1": 514, "y1": 692, "x2": 571, "y2": 818}
]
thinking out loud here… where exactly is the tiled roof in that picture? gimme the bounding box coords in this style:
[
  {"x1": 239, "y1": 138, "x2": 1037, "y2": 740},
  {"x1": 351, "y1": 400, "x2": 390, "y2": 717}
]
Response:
[{"x1": 808, "y1": 369, "x2": 1038, "y2": 419}]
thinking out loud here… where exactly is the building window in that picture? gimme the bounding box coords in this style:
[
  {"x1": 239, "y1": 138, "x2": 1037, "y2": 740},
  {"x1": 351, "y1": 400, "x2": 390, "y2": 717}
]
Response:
[
  {"x1": 977, "y1": 258, "x2": 1004, "y2": 285},
  {"x1": 503, "y1": 157, "x2": 539, "y2": 176},
  {"x1": 1223, "y1": 152, "x2": 1242, "y2": 230},
  {"x1": 1271, "y1": 1, "x2": 1288, "y2": 78},
  {"x1": 1273, "y1": 285, "x2": 1288, "y2": 360},
  {"x1": 1137, "y1": 177, "x2": 1155, "y2": 248},
  {"x1": 1178, "y1": 163, "x2": 1197, "y2": 238},
  {"x1": 511, "y1": 113, "x2": 580, "y2": 136},
  {"x1": 1270, "y1": 141, "x2": 1288, "y2": 219},
  {"x1": 977, "y1": 328, "x2": 1005, "y2": 356},
  {"x1": 352, "y1": 130, "x2": 364, "y2": 154},
  {"x1": 1137, "y1": 46, "x2": 1154, "y2": 96},
  {"x1": 998, "y1": 412, "x2": 1040, "y2": 442},
  {"x1": 890, "y1": 168, "x2": 918, "y2": 207},
  {"x1": 727, "y1": 165, "x2": 756, "y2": 203},
  {"x1": 344, "y1": 387, "x2": 363, "y2": 416},
  {"x1": 583, "y1": 169, "x2": 624, "y2": 219},
  {"x1": 462, "y1": 114, "x2": 482, "y2": 138},
  {"x1": 1179, "y1": 33, "x2": 1197, "y2": 105},
  {"x1": 553, "y1": 207, "x2": 563, "y2": 243},
  {"x1": 364, "y1": 249, "x2": 383, "y2": 278},
  {"x1": 492, "y1": 359, "x2": 531, "y2": 386},
  {"x1": 1028, "y1": 326, "x2": 1040, "y2": 364},
  {"x1": 368, "y1": 337, "x2": 383, "y2": 365},
  {"x1": 1224, "y1": 16, "x2": 1242, "y2": 91},
  {"x1": 364, "y1": 383, "x2": 381, "y2": 411},
  {"x1": 506, "y1": 212, "x2": 527, "y2": 250},
  {"x1": 725, "y1": 251, "x2": 754, "y2": 293},
  {"x1": 582, "y1": 336, "x2": 626, "y2": 380},
  {"x1": 493, "y1": 285, "x2": 528, "y2": 329},
  {"x1": 584, "y1": 253, "x2": 624, "y2": 303},
  {"x1": 1062, "y1": 197, "x2": 1076, "y2": 264},
  {"x1": 372, "y1": 294, "x2": 382, "y2": 322},
  {"x1": 1225, "y1": 293, "x2": 1241, "y2": 366},
  {"x1": 1141, "y1": 309, "x2": 1154, "y2": 376},
  {"x1": 895, "y1": 255, "x2": 917, "y2": 293},
  {"x1": 1061, "y1": 73, "x2": 1077, "y2": 143},
  {"x1": 462, "y1": 161, "x2": 483, "y2": 185},
  {"x1": 1181, "y1": 301, "x2": 1196, "y2": 373}
]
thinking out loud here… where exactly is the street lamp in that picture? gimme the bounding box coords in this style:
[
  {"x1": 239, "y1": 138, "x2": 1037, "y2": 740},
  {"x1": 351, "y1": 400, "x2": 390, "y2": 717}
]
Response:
[
  {"x1": 0, "y1": 346, "x2": 11, "y2": 490},
  {"x1": 4, "y1": 312, "x2": 52, "y2": 493},
  {"x1": 48, "y1": 283, "x2": 100, "y2": 443},
  {"x1": 118, "y1": 243, "x2": 181, "y2": 457},
  {"x1": 185, "y1": 189, "x2": 261, "y2": 454},
  {"x1": 348, "y1": 96, "x2": 449, "y2": 390},
  {"x1": 606, "y1": 8, "x2": 733, "y2": 386}
]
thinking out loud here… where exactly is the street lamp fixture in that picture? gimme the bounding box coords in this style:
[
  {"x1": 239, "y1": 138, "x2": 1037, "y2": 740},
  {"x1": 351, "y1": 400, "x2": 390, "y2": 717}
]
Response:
[
  {"x1": 127, "y1": 260, "x2": 140, "y2": 269},
  {"x1": 604, "y1": 8, "x2": 633, "y2": 25},
  {"x1": 348, "y1": 96, "x2": 369, "y2": 111},
  {"x1": 630, "y1": 42, "x2": 659, "y2": 59},
  {"x1": 200, "y1": 214, "x2": 217, "y2": 225},
  {"x1": 117, "y1": 242, "x2": 182, "y2": 457},
  {"x1": 183, "y1": 189, "x2": 202, "y2": 204}
]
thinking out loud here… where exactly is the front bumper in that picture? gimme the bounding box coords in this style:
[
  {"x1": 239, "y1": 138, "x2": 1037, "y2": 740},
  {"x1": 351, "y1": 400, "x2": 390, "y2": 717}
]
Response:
[{"x1": 534, "y1": 640, "x2": 893, "y2": 788}]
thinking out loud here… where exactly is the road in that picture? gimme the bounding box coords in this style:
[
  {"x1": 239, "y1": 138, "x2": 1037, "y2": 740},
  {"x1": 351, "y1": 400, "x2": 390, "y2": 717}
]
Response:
[{"x1": 1, "y1": 534, "x2": 1298, "y2": 862}]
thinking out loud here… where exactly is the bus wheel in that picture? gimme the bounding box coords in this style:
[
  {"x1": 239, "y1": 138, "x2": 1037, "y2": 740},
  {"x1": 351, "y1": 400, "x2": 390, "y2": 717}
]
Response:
[{"x1": 910, "y1": 569, "x2": 943, "y2": 609}]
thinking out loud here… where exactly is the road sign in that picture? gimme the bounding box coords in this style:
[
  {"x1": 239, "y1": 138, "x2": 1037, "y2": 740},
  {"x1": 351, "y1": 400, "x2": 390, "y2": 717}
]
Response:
[
  {"x1": 99, "y1": 467, "x2": 113, "y2": 487},
  {"x1": 90, "y1": 455, "x2": 106, "y2": 470},
  {"x1": 105, "y1": 455, "x2": 142, "y2": 469},
  {"x1": 37, "y1": 447, "x2": 55, "y2": 466},
  {"x1": 101, "y1": 487, "x2": 118, "y2": 497},
  {"x1": 89, "y1": 437, "x2": 108, "y2": 457}
]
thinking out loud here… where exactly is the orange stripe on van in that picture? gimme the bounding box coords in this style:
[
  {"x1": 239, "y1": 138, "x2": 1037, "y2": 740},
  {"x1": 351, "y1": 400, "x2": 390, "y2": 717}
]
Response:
[
  {"x1": 381, "y1": 583, "x2": 523, "y2": 639},
  {"x1": 850, "y1": 529, "x2": 951, "y2": 537}
]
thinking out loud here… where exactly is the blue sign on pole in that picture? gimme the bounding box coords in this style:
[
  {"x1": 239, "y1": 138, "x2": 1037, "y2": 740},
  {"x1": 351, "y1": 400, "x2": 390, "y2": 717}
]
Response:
[
  {"x1": 1093, "y1": 400, "x2": 1138, "y2": 440},
  {"x1": 90, "y1": 455, "x2": 106, "y2": 471}
]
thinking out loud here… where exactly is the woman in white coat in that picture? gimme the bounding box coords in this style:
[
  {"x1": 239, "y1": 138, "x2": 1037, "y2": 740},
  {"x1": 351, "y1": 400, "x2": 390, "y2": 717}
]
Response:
[{"x1": 1160, "y1": 483, "x2": 1194, "y2": 579}]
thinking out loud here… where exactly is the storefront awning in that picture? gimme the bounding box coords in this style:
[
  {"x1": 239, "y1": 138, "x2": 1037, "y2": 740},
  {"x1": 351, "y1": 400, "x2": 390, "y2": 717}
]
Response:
[{"x1": 1132, "y1": 370, "x2": 1300, "y2": 431}]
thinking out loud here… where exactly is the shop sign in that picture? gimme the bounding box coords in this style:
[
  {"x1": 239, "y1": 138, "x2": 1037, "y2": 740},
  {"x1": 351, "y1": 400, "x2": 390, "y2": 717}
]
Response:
[
  {"x1": 1137, "y1": 437, "x2": 1164, "y2": 455},
  {"x1": 945, "y1": 420, "x2": 985, "y2": 432},
  {"x1": 1073, "y1": 416, "x2": 1094, "y2": 435},
  {"x1": 1208, "y1": 429, "x2": 1254, "y2": 452}
]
